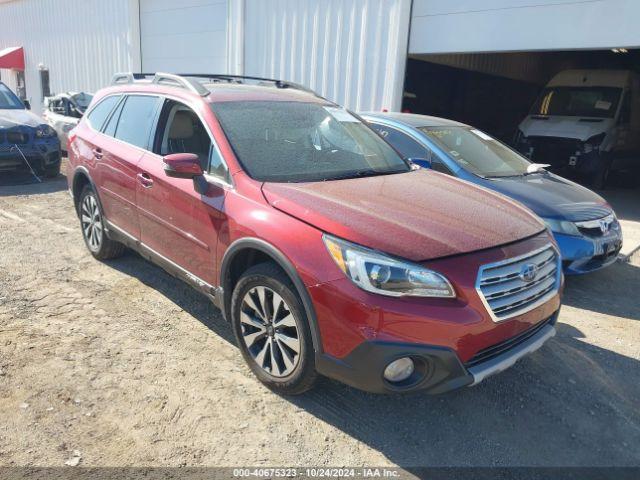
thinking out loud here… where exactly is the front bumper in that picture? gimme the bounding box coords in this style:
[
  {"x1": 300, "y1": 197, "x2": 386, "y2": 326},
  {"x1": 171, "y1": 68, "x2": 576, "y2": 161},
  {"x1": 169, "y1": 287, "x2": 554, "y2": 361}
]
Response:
[
  {"x1": 554, "y1": 230, "x2": 622, "y2": 275},
  {"x1": 317, "y1": 312, "x2": 559, "y2": 394},
  {"x1": 0, "y1": 139, "x2": 61, "y2": 173}
]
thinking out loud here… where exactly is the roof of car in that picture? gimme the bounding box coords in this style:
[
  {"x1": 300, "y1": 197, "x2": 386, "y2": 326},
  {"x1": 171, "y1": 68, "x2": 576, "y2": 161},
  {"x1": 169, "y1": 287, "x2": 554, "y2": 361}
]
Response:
[
  {"x1": 360, "y1": 112, "x2": 468, "y2": 128},
  {"x1": 103, "y1": 73, "x2": 329, "y2": 105}
]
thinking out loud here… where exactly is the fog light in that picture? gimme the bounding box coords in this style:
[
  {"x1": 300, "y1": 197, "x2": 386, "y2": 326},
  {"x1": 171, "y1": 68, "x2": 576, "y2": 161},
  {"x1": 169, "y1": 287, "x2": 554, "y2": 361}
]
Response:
[{"x1": 383, "y1": 357, "x2": 414, "y2": 383}]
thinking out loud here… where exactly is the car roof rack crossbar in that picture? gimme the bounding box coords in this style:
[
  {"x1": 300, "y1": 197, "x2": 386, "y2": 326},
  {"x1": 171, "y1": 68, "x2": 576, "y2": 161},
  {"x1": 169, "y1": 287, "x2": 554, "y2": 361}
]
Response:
[{"x1": 110, "y1": 72, "x2": 209, "y2": 96}]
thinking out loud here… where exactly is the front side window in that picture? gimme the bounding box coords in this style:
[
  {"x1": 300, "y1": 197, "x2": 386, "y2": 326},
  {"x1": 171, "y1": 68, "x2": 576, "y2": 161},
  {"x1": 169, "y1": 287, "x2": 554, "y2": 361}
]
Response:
[
  {"x1": 86, "y1": 95, "x2": 121, "y2": 131},
  {"x1": 420, "y1": 126, "x2": 531, "y2": 178},
  {"x1": 114, "y1": 95, "x2": 160, "y2": 149},
  {"x1": 212, "y1": 101, "x2": 409, "y2": 182},
  {"x1": 532, "y1": 87, "x2": 622, "y2": 118},
  {"x1": 154, "y1": 100, "x2": 229, "y2": 181},
  {"x1": 0, "y1": 83, "x2": 24, "y2": 109}
]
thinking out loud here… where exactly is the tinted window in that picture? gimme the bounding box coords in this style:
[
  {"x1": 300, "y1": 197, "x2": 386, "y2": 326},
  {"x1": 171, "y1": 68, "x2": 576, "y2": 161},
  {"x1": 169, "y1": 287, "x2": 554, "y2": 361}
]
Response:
[
  {"x1": 86, "y1": 95, "x2": 121, "y2": 131},
  {"x1": 212, "y1": 101, "x2": 408, "y2": 183},
  {"x1": 370, "y1": 123, "x2": 430, "y2": 159},
  {"x1": 114, "y1": 95, "x2": 159, "y2": 149}
]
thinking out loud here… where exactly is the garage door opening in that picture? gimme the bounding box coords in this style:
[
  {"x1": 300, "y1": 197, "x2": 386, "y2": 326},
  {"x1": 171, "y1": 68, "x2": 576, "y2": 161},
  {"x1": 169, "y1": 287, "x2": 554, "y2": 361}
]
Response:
[{"x1": 402, "y1": 48, "x2": 640, "y2": 187}]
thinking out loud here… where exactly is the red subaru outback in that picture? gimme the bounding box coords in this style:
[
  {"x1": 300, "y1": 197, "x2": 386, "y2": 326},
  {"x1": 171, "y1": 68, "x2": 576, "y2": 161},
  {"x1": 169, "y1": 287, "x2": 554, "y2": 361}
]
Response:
[{"x1": 68, "y1": 73, "x2": 563, "y2": 394}]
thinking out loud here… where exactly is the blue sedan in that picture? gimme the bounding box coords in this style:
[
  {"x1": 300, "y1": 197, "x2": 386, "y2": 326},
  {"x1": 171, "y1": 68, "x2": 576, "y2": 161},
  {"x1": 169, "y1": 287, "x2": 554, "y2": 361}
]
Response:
[{"x1": 361, "y1": 112, "x2": 622, "y2": 275}]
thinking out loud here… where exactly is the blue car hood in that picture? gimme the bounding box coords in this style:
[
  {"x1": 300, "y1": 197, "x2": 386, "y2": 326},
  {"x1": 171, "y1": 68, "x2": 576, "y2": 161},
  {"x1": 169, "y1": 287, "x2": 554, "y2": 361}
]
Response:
[
  {"x1": 0, "y1": 108, "x2": 42, "y2": 129},
  {"x1": 474, "y1": 173, "x2": 611, "y2": 222}
]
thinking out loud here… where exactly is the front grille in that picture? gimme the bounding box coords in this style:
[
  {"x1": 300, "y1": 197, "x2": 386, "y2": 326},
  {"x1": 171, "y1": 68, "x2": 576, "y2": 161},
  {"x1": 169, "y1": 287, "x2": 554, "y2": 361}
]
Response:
[
  {"x1": 6, "y1": 131, "x2": 29, "y2": 144},
  {"x1": 465, "y1": 317, "x2": 553, "y2": 367},
  {"x1": 575, "y1": 214, "x2": 618, "y2": 238},
  {"x1": 477, "y1": 245, "x2": 560, "y2": 322},
  {"x1": 528, "y1": 136, "x2": 582, "y2": 167}
]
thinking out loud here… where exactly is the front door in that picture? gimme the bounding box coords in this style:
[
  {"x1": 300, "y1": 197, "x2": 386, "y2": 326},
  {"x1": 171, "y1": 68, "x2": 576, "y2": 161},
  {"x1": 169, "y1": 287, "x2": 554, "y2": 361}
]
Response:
[{"x1": 136, "y1": 99, "x2": 229, "y2": 286}]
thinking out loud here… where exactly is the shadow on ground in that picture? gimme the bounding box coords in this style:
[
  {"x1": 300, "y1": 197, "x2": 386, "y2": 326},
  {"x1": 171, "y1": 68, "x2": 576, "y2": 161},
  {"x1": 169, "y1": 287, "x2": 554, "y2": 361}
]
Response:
[
  {"x1": 0, "y1": 172, "x2": 67, "y2": 196},
  {"x1": 103, "y1": 249, "x2": 640, "y2": 467}
]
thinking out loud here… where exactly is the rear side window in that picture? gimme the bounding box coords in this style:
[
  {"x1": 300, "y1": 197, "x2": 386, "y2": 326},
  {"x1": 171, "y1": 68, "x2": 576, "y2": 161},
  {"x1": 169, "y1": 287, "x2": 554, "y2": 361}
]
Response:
[
  {"x1": 86, "y1": 95, "x2": 121, "y2": 131},
  {"x1": 114, "y1": 95, "x2": 160, "y2": 149}
]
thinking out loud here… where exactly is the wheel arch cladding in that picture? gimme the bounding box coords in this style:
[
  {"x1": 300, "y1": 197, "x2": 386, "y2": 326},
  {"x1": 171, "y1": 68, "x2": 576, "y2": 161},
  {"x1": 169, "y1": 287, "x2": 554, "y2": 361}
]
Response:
[{"x1": 220, "y1": 237, "x2": 323, "y2": 354}]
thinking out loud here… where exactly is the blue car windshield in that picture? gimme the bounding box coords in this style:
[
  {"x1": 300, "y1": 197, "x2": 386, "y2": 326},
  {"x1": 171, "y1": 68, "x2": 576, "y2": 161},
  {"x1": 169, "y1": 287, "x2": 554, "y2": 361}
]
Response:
[
  {"x1": 420, "y1": 126, "x2": 532, "y2": 178},
  {"x1": 0, "y1": 83, "x2": 24, "y2": 110}
]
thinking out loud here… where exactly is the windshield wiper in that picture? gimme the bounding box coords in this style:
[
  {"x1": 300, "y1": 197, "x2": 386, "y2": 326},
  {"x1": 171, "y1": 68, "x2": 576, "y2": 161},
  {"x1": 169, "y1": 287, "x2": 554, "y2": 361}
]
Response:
[{"x1": 322, "y1": 169, "x2": 405, "y2": 181}]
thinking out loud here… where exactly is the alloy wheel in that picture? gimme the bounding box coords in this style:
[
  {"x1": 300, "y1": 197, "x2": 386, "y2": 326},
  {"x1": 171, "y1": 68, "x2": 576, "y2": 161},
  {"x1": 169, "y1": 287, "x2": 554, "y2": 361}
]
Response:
[
  {"x1": 81, "y1": 194, "x2": 103, "y2": 251},
  {"x1": 240, "y1": 286, "x2": 301, "y2": 377}
]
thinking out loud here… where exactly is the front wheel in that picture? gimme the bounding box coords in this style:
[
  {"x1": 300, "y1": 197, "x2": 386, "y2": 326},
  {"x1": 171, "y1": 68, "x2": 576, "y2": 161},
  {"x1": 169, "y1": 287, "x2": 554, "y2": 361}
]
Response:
[{"x1": 231, "y1": 262, "x2": 317, "y2": 395}]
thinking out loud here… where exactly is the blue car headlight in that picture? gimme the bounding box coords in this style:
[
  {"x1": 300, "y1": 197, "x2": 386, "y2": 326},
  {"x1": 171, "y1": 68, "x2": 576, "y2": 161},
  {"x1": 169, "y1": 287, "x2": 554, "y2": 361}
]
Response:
[
  {"x1": 542, "y1": 217, "x2": 581, "y2": 237},
  {"x1": 35, "y1": 124, "x2": 57, "y2": 138}
]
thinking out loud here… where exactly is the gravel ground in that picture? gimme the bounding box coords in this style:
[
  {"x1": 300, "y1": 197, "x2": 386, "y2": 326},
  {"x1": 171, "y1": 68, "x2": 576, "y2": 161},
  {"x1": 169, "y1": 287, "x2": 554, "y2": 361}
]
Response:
[{"x1": 0, "y1": 164, "x2": 639, "y2": 469}]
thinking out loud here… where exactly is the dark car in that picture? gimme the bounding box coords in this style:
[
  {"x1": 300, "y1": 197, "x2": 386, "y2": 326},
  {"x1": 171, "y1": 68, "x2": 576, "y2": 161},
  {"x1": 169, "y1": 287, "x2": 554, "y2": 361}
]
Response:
[
  {"x1": 362, "y1": 112, "x2": 622, "y2": 275},
  {"x1": 67, "y1": 73, "x2": 561, "y2": 395},
  {"x1": 0, "y1": 81, "x2": 61, "y2": 178}
]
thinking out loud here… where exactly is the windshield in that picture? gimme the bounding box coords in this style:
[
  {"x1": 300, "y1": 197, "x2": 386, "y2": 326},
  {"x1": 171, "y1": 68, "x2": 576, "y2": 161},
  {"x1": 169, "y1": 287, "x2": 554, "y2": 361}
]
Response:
[
  {"x1": 71, "y1": 92, "x2": 93, "y2": 112},
  {"x1": 0, "y1": 83, "x2": 24, "y2": 110},
  {"x1": 531, "y1": 86, "x2": 622, "y2": 118},
  {"x1": 212, "y1": 101, "x2": 410, "y2": 182},
  {"x1": 420, "y1": 126, "x2": 533, "y2": 178}
]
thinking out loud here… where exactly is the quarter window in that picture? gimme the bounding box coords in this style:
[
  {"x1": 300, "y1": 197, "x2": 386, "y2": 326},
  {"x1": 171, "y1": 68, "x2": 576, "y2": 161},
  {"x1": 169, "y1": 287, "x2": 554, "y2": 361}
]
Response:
[
  {"x1": 114, "y1": 95, "x2": 160, "y2": 149},
  {"x1": 86, "y1": 95, "x2": 121, "y2": 131}
]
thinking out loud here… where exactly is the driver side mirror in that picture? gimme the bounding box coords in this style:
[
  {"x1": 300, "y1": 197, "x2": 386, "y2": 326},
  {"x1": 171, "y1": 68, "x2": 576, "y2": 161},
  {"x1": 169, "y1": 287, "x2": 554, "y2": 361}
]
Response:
[
  {"x1": 23, "y1": 100, "x2": 31, "y2": 110},
  {"x1": 163, "y1": 153, "x2": 203, "y2": 179},
  {"x1": 409, "y1": 157, "x2": 431, "y2": 169}
]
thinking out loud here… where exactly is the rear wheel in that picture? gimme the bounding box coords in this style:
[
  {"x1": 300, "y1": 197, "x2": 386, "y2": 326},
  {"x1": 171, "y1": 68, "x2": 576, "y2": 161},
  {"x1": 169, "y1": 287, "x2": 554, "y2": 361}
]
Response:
[
  {"x1": 79, "y1": 186, "x2": 126, "y2": 260},
  {"x1": 231, "y1": 262, "x2": 317, "y2": 395}
]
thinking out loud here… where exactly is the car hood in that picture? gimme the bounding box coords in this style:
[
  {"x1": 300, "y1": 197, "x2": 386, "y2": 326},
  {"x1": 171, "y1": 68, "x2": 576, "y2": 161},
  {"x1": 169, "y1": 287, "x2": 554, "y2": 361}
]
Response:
[
  {"x1": 475, "y1": 172, "x2": 612, "y2": 222},
  {"x1": 262, "y1": 170, "x2": 545, "y2": 262},
  {"x1": 0, "y1": 108, "x2": 43, "y2": 129},
  {"x1": 519, "y1": 115, "x2": 612, "y2": 142}
]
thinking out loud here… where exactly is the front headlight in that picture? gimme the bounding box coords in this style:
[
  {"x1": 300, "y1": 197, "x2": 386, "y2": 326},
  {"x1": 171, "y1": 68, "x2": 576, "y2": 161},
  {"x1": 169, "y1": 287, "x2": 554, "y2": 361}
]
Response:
[
  {"x1": 35, "y1": 124, "x2": 57, "y2": 138},
  {"x1": 542, "y1": 217, "x2": 580, "y2": 236},
  {"x1": 323, "y1": 234, "x2": 455, "y2": 298}
]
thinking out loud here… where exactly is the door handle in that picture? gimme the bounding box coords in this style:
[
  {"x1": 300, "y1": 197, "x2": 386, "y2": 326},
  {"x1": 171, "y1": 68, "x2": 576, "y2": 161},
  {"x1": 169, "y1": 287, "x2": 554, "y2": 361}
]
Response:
[
  {"x1": 137, "y1": 172, "x2": 154, "y2": 188},
  {"x1": 92, "y1": 148, "x2": 103, "y2": 160}
]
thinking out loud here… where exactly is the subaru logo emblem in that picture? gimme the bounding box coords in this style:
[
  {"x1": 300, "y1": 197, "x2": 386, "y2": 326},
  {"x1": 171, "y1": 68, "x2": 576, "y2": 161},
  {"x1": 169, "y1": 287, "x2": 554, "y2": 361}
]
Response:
[
  {"x1": 599, "y1": 219, "x2": 611, "y2": 234},
  {"x1": 519, "y1": 263, "x2": 538, "y2": 283}
]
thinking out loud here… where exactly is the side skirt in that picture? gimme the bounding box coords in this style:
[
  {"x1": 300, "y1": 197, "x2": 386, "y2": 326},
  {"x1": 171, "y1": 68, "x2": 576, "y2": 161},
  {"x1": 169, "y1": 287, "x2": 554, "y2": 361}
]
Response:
[{"x1": 104, "y1": 220, "x2": 223, "y2": 310}]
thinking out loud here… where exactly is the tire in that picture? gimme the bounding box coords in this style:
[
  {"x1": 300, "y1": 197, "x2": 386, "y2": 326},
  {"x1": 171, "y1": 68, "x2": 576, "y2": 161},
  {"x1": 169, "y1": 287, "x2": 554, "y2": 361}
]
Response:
[
  {"x1": 78, "y1": 185, "x2": 126, "y2": 260},
  {"x1": 44, "y1": 163, "x2": 61, "y2": 178},
  {"x1": 231, "y1": 262, "x2": 317, "y2": 395}
]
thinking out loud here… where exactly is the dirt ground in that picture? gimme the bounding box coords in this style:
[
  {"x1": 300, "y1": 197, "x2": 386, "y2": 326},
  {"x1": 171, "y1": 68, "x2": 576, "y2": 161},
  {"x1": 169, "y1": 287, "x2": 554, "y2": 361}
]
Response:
[{"x1": 1, "y1": 164, "x2": 639, "y2": 469}]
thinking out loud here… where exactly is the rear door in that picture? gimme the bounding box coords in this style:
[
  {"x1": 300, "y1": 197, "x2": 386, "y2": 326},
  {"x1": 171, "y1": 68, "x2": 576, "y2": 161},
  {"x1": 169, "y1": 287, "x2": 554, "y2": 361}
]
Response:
[
  {"x1": 93, "y1": 94, "x2": 161, "y2": 239},
  {"x1": 136, "y1": 98, "x2": 229, "y2": 286}
]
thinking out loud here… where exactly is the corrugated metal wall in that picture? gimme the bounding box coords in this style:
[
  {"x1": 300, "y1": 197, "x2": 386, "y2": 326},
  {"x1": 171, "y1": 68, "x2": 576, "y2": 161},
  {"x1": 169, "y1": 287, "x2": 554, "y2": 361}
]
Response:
[
  {"x1": 0, "y1": 0, "x2": 139, "y2": 114},
  {"x1": 242, "y1": 0, "x2": 411, "y2": 112}
]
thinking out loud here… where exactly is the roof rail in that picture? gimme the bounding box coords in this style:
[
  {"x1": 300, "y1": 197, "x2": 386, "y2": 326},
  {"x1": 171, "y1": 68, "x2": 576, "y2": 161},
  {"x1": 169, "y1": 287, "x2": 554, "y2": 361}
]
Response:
[
  {"x1": 110, "y1": 72, "x2": 321, "y2": 99},
  {"x1": 179, "y1": 73, "x2": 322, "y2": 98},
  {"x1": 109, "y1": 72, "x2": 209, "y2": 96}
]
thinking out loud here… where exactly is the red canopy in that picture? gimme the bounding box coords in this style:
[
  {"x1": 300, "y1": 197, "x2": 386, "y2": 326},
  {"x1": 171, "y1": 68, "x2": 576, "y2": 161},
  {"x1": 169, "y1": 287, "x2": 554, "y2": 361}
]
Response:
[{"x1": 0, "y1": 47, "x2": 25, "y2": 70}]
